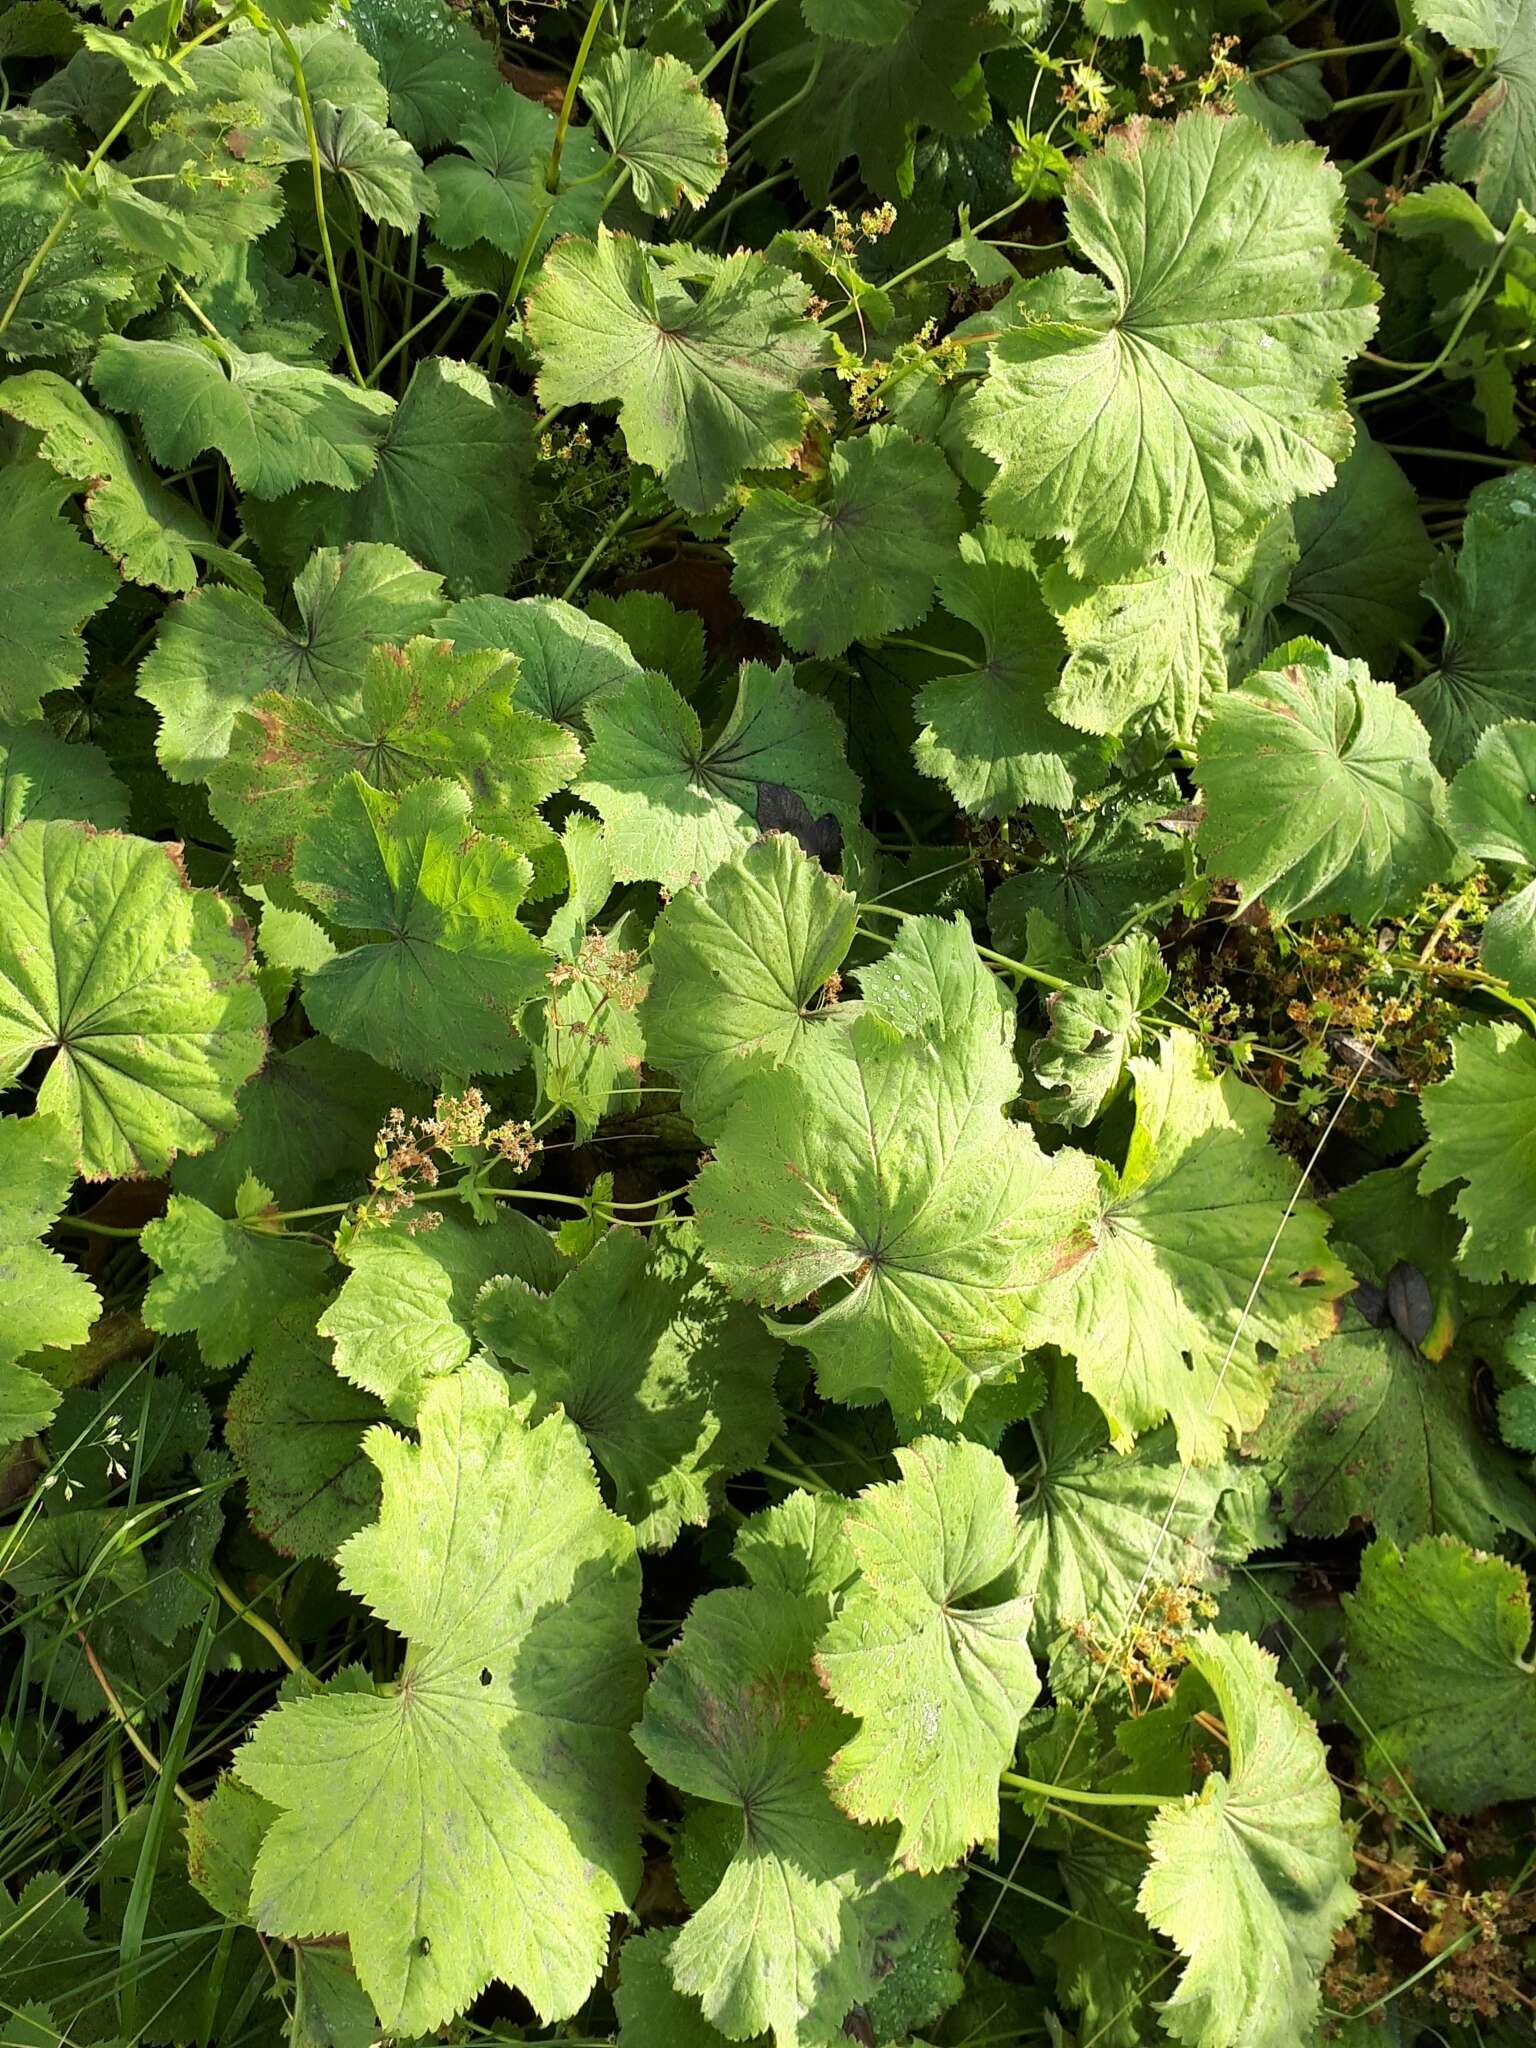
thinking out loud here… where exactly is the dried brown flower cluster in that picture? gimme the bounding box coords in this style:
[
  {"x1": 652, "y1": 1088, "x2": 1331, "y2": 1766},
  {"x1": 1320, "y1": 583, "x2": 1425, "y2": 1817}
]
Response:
[{"x1": 365, "y1": 1089, "x2": 538, "y2": 1227}]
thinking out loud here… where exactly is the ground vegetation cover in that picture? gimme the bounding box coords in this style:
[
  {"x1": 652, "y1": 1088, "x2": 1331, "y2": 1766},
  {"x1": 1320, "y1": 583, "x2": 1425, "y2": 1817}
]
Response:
[{"x1": 1, "y1": 0, "x2": 1535, "y2": 2043}]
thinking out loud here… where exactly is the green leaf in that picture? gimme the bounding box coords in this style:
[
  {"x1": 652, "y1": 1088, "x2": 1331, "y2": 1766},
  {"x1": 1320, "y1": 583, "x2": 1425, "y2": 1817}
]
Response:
[
  {"x1": 1507, "y1": 1302, "x2": 1536, "y2": 1449},
  {"x1": 751, "y1": 0, "x2": 1002, "y2": 202},
  {"x1": 1410, "y1": 466, "x2": 1536, "y2": 768},
  {"x1": 527, "y1": 230, "x2": 829, "y2": 515},
  {"x1": 1043, "y1": 1029, "x2": 1348, "y2": 1462},
  {"x1": 0, "y1": 718, "x2": 127, "y2": 832},
  {"x1": 321, "y1": 1205, "x2": 563, "y2": 1419},
  {"x1": 209, "y1": 636, "x2": 580, "y2": 892},
  {"x1": 1330, "y1": 1157, "x2": 1478, "y2": 1358},
  {"x1": 0, "y1": 1115, "x2": 100, "y2": 1447},
  {"x1": 1079, "y1": 0, "x2": 1248, "y2": 68},
  {"x1": 236, "y1": 1368, "x2": 645, "y2": 2034},
  {"x1": 84, "y1": 160, "x2": 217, "y2": 274},
  {"x1": 576, "y1": 660, "x2": 863, "y2": 889},
  {"x1": 1343, "y1": 1533, "x2": 1536, "y2": 1816},
  {"x1": 439, "y1": 593, "x2": 641, "y2": 729},
  {"x1": 0, "y1": 142, "x2": 137, "y2": 359},
  {"x1": 990, "y1": 803, "x2": 1185, "y2": 952},
  {"x1": 1390, "y1": 176, "x2": 1506, "y2": 261},
  {"x1": 729, "y1": 425, "x2": 962, "y2": 658},
  {"x1": 1448, "y1": 716, "x2": 1536, "y2": 988},
  {"x1": 426, "y1": 86, "x2": 606, "y2": 260},
  {"x1": 185, "y1": 1773, "x2": 273, "y2": 1924},
  {"x1": 615, "y1": 1928, "x2": 730, "y2": 2046},
  {"x1": 76, "y1": 23, "x2": 184, "y2": 92},
  {"x1": 306, "y1": 101, "x2": 434, "y2": 232},
  {"x1": 0, "y1": 1, "x2": 79, "y2": 62},
  {"x1": 138, "y1": 542, "x2": 445, "y2": 784},
  {"x1": 1420, "y1": 1019, "x2": 1536, "y2": 1281},
  {"x1": 524, "y1": 821, "x2": 648, "y2": 1133},
  {"x1": 49, "y1": 1361, "x2": 210, "y2": 1511},
  {"x1": 1449, "y1": 715, "x2": 1536, "y2": 864},
  {"x1": 1194, "y1": 639, "x2": 1453, "y2": 924},
  {"x1": 346, "y1": 0, "x2": 501, "y2": 149},
  {"x1": 817, "y1": 1436, "x2": 1037, "y2": 1871},
  {"x1": 0, "y1": 1879, "x2": 116, "y2": 2045},
  {"x1": 1029, "y1": 932, "x2": 1169, "y2": 1129},
  {"x1": 584, "y1": 48, "x2": 726, "y2": 214},
  {"x1": 693, "y1": 920, "x2": 1082, "y2": 1415},
  {"x1": 0, "y1": 461, "x2": 118, "y2": 719},
  {"x1": 0, "y1": 370, "x2": 236, "y2": 595},
  {"x1": 1139, "y1": 1630, "x2": 1356, "y2": 2048},
  {"x1": 634, "y1": 1574, "x2": 884, "y2": 2045},
  {"x1": 965, "y1": 111, "x2": 1377, "y2": 580},
  {"x1": 113, "y1": 95, "x2": 283, "y2": 258},
  {"x1": 0, "y1": 822, "x2": 266, "y2": 1180},
  {"x1": 912, "y1": 527, "x2": 1108, "y2": 816},
  {"x1": 146, "y1": 236, "x2": 336, "y2": 367},
  {"x1": 855, "y1": 910, "x2": 1023, "y2": 1076},
  {"x1": 98, "y1": 1799, "x2": 263, "y2": 2044},
  {"x1": 477, "y1": 1227, "x2": 781, "y2": 1549},
  {"x1": 185, "y1": 18, "x2": 389, "y2": 120},
  {"x1": 1042, "y1": 552, "x2": 1246, "y2": 750},
  {"x1": 292, "y1": 775, "x2": 548, "y2": 1081},
  {"x1": 226, "y1": 1297, "x2": 384, "y2": 1560},
  {"x1": 1018, "y1": 1359, "x2": 1259, "y2": 1695},
  {"x1": 1416, "y1": 0, "x2": 1536, "y2": 226},
  {"x1": 1230, "y1": 31, "x2": 1335, "y2": 139},
  {"x1": 258, "y1": 358, "x2": 536, "y2": 596},
  {"x1": 91, "y1": 337, "x2": 395, "y2": 496},
  {"x1": 142, "y1": 1190, "x2": 333, "y2": 1371},
  {"x1": 1249, "y1": 1310, "x2": 1535, "y2": 1548},
  {"x1": 646, "y1": 831, "x2": 858, "y2": 1138},
  {"x1": 171, "y1": 1036, "x2": 414, "y2": 1215},
  {"x1": 801, "y1": 0, "x2": 913, "y2": 42},
  {"x1": 588, "y1": 589, "x2": 705, "y2": 694},
  {"x1": 1046, "y1": 1836, "x2": 1164, "y2": 2048},
  {"x1": 1266, "y1": 431, "x2": 1432, "y2": 673}
]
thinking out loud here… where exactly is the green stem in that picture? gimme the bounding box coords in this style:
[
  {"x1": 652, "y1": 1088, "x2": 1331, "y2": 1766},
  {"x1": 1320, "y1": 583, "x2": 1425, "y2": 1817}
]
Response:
[
  {"x1": 1397, "y1": 636, "x2": 1432, "y2": 675},
  {"x1": 1328, "y1": 86, "x2": 1420, "y2": 112},
  {"x1": 1379, "y1": 442, "x2": 1527, "y2": 467},
  {"x1": 349, "y1": 194, "x2": 382, "y2": 371},
  {"x1": 168, "y1": 275, "x2": 229, "y2": 348},
  {"x1": 77, "y1": 1631, "x2": 186, "y2": 1798},
  {"x1": 273, "y1": 1182, "x2": 590, "y2": 1225},
  {"x1": 974, "y1": 941, "x2": 1076, "y2": 994},
  {"x1": 1249, "y1": 34, "x2": 1404, "y2": 77},
  {"x1": 695, "y1": 166, "x2": 796, "y2": 241},
  {"x1": 561, "y1": 502, "x2": 638, "y2": 600},
  {"x1": 603, "y1": 1184, "x2": 695, "y2": 1210},
  {"x1": 271, "y1": 19, "x2": 365, "y2": 386},
  {"x1": 399, "y1": 226, "x2": 416, "y2": 351},
  {"x1": 822, "y1": 192, "x2": 1025, "y2": 329},
  {"x1": 718, "y1": 37, "x2": 824, "y2": 175},
  {"x1": 1000, "y1": 1770, "x2": 1169, "y2": 1810},
  {"x1": 880, "y1": 636, "x2": 972, "y2": 666},
  {"x1": 366, "y1": 288, "x2": 457, "y2": 386},
  {"x1": 477, "y1": 179, "x2": 562, "y2": 375},
  {"x1": 546, "y1": 0, "x2": 607, "y2": 193},
  {"x1": 0, "y1": 9, "x2": 235, "y2": 340},
  {"x1": 52, "y1": 1214, "x2": 145, "y2": 1239},
  {"x1": 696, "y1": 0, "x2": 782, "y2": 87},
  {"x1": 119, "y1": 1601, "x2": 217, "y2": 2033},
  {"x1": 859, "y1": 900, "x2": 1077, "y2": 994},
  {"x1": 207, "y1": 1565, "x2": 310, "y2": 1682},
  {"x1": 1344, "y1": 67, "x2": 1489, "y2": 179},
  {"x1": 1357, "y1": 220, "x2": 1516, "y2": 406}
]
